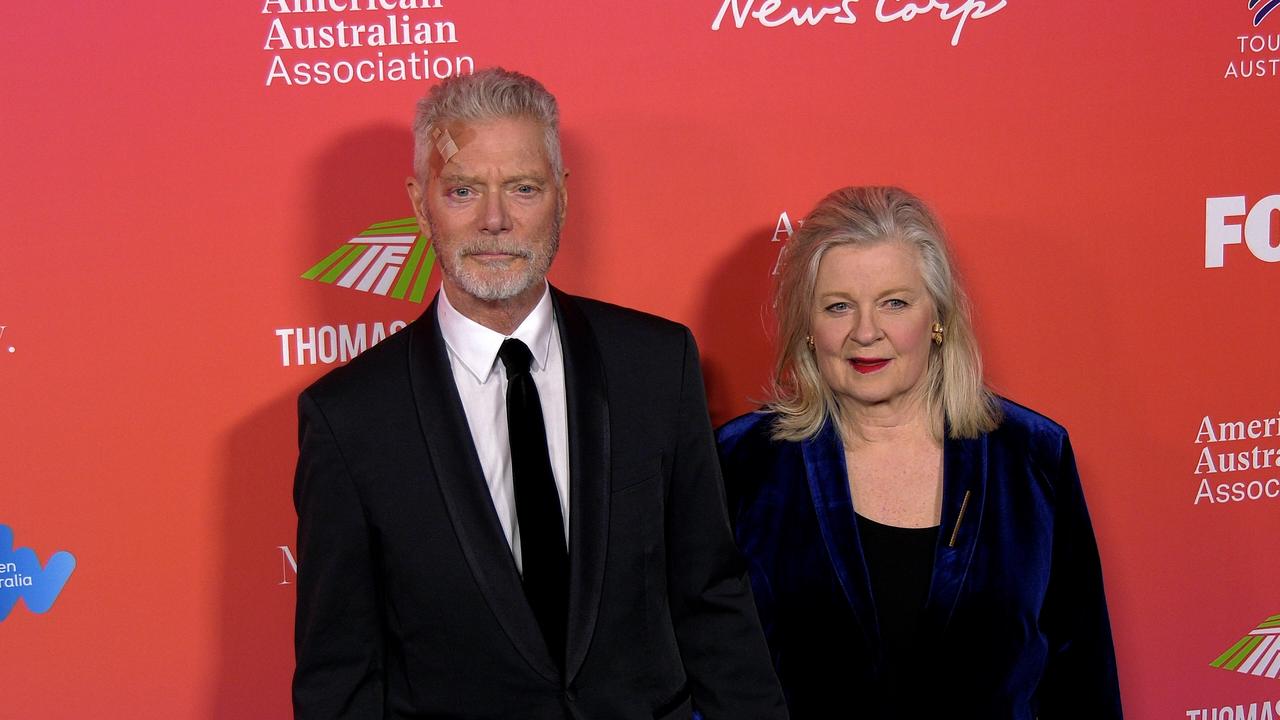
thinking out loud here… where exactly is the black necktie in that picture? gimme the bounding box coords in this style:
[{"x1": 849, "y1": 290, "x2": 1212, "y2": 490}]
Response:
[{"x1": 497, "y1": 338, "x2": 568, "y2": 666}]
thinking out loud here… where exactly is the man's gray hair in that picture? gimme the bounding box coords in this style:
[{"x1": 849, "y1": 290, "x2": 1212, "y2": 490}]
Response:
[{"x1": 412, "y1": 68, "x2": 562, "y2": 181}]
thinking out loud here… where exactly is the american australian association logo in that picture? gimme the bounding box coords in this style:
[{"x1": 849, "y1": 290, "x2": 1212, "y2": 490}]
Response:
[
  {"x1": 0, "y1": 524, "x2": 76, "y2": 621},
  {"x1": 302, "y1": 217, "x2": 437, "y2": 302},
  {"x1": 1212, "y1": 614, "x2": 1280, "y2": 679}
]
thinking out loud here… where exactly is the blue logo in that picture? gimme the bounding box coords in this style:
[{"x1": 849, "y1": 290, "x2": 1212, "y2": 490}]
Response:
[
  {"x1": 0, "y1": 524, "x2": 76, "y2": 620},
  {"x1": 1252, "y1": 0, "x2": 1279, "y2": 26}
]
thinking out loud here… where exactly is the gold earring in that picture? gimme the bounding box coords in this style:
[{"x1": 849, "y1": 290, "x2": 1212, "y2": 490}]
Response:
[
  {"x1": 931, "y1": 322, "x2": 944, "y2": 345},
  {"x1": 805, "y1": 335, "x2": 815, "y2": 351}
]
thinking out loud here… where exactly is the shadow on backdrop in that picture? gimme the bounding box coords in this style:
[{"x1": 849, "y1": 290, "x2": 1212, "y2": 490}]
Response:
[
  {"x1": 211, "y1": 122, "x2": 422, "y2": 718},
  {"x1": 543, "y1": 127, "x2": 599, "y2": 299},
  {"x1": 697, "y1": 224, "x2": 779, "y2": 428}
]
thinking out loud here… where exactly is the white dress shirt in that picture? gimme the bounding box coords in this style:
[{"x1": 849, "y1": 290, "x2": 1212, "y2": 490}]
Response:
[{"x1": 436, "y1": 284, "x2": 570, "y2": 574}]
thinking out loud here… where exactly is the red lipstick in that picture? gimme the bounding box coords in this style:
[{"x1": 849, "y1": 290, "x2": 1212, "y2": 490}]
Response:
[{"x1": 849, "y1": 357, "x2": 890, "y2": 374}]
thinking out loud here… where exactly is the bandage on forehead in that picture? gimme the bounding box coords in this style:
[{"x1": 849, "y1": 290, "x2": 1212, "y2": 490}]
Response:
[{"x1": 430, "y1": 126, "x2": 459, "y2": 164}]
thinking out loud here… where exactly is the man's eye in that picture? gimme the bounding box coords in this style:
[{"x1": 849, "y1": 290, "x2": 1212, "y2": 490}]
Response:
[
  {"x1": 515, "y1": 184, "x2": 538, "y2": 195},
  {"x1": 450, "y1": 187, "x2": 473, "y2": 198}
]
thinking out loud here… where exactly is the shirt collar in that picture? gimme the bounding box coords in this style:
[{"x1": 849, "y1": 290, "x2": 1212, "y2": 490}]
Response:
[{"x1": 437, "y1": 283, "x2": 555, "y2": 384}]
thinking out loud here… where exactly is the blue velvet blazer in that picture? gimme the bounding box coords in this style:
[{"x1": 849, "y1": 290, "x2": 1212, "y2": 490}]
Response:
[{"x1": 716, "y1": 399, "x2": 1122, "y2": 719}]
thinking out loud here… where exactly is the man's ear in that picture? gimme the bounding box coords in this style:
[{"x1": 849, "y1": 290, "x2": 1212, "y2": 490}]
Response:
[
  {"x1": 558, "y1": 169, "x2": 569, "y2": 224},
  {"x1": 406, "y1": 176, "x2": 430, "y2": 236}
]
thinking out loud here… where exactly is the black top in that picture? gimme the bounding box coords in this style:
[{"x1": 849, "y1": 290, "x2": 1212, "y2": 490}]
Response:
[{"x1": 855, "y1": 513, "x2": 938, "y2": 698}]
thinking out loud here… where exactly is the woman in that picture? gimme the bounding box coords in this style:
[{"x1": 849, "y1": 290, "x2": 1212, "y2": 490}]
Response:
[{"x1": 717, "y1": 187, "x2": 1122, "y2": 718}]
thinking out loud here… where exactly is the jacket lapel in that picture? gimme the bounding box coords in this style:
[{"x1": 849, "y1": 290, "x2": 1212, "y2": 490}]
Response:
[
  {"x1": 804, "y1": 417, "x2": 990, "y2": 661},
  {"x1": 926, "y1": 432, "x2": 988, "y2": 633},
  {"x1": 406, "y1": 299, "x2": 559, "y2": 682},
  {"x1": 551, "y1": 289, "x2": 611, "y2": 685},
  {"x1": 801, "y1": 420, "x2": 879, "y2": 653}
]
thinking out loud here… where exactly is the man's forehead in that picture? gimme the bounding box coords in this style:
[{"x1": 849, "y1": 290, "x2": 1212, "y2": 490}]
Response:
[{"x1": 427, "y1": 117, "x2": 549, "y2": 177}]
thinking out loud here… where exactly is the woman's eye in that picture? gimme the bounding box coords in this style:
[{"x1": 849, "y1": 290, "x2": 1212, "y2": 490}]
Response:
[
  {"x1": 883, "y1": 298, "x2": 908, "y2": 309},
  {"x1": 825, "y1": 302, "x2": 850, "y2": 313}
]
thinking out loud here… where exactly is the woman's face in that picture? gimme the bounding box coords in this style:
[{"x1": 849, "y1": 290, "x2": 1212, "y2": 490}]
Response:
[{"x1": 810, "y1": 240, "x2": 937, "y2": 417}]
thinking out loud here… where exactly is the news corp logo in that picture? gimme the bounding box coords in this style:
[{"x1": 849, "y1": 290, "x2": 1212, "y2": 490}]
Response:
[
  {"x1": 0, "y1": 524, "x2": 75, "y2": 621},
  {"x1": 1205, "y1": 195, "x2": 1280, "y2": 267},
  {"x1": 709, "y1": 0, "x2": 1009, "y2": 47},
  {"x1": 302, "y1": 217, "x2": 436, "y2": 302}
]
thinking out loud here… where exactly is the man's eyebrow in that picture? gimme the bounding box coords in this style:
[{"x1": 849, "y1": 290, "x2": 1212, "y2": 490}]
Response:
[
  {"x1": 505, "y1": 173, "x2": 550, "y2": 185},
  {"x1": 437, "y1": 172, "x2": 550, "y2": 185},
  {"x1": 437, "y1": 171, "x2": 482, "y2": 185}
]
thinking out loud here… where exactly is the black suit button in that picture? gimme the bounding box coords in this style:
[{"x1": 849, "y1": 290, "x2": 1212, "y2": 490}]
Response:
[{"x1": 563, "y1": 688, "x2": 577, "y2": 703}]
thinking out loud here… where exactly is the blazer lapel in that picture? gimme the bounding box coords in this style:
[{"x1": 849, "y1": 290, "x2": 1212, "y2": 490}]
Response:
[
  {"x1": 926, "y1": 431, "x2": 989, "y2": 633},
  {"x1": 551, "y1": 289, "x2": 610, "y2": 685},
  {"x1": 801, "y1": 419, "x2": 879, "y2": 653},
  {"x1": 406, "y1": 299, "x2": 559, "y2": 682}
]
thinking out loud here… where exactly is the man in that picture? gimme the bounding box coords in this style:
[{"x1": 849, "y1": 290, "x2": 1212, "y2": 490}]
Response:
[{"x1": 292, "y1": 68, "x2": 787, "y2": 719}]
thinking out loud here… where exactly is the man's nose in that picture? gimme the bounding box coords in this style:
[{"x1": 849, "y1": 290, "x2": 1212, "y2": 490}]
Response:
[{"x1": 480, "y1": 191, "x2": 511, "y2": 234}]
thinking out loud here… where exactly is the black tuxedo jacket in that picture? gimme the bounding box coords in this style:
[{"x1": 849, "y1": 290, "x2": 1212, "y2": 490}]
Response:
[{"x1": 293, "y1": 288, "x2": 787, "y2": 720}]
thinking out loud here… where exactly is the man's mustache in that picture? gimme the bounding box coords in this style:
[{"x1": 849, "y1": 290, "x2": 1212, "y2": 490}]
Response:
[{"x1": 457, "y1": 242, "x2": 536, "y2": 259}]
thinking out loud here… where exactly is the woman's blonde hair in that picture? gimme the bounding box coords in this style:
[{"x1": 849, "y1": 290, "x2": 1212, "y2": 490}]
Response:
[{"x1": 767, "y1": 186, "x2": 1001, "y2": 441}]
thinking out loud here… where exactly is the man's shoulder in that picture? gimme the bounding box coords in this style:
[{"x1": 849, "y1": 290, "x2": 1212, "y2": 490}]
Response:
[
  {"x1": 555, "y1": 290, "x2": 690, "y2": 350},
  {"x1": 300, "y1": 315, "x2": 420, "y2": 406},
  {"x1": 560, "y1": 291, "x2": 686, "y2": 331}
]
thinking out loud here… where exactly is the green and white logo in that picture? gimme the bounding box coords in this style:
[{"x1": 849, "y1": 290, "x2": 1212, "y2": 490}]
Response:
[
  {"x1": 302, "y1": 218, "x2": 435, "y2": 302},
  {"x1": 1212, "y1": 614, "x2": 1280, "y2": 679}
]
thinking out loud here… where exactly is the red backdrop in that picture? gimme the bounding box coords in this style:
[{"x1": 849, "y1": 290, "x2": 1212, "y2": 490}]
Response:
[{"x1": 3, "y1": 2, "x2": 1279, "y2": 717}]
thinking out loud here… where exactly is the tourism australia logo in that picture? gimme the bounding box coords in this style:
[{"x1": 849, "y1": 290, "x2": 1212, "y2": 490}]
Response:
[
  {"x1": 1251, "y1": 0, "x2": 1278, "y2": 26},
  {"x1": 303, "y1": 218, "x2": 436, "y2": 302},
  {"x1": 1212, "y1": 613, "x2": 1280, "y2": 679},
  {"x1": 0, "y1": 524, "x2": 76, "y2": 621}
]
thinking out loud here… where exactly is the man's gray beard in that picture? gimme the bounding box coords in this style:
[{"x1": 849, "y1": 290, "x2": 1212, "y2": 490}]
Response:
[{"x1": 429, "y1": 215, "x2": 561, "y2": 301}]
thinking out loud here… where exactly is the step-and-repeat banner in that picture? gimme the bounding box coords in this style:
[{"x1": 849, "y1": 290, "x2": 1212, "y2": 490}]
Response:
[{"x1": 3, "y1": 2, "x2": 1278, "y2": 717}]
